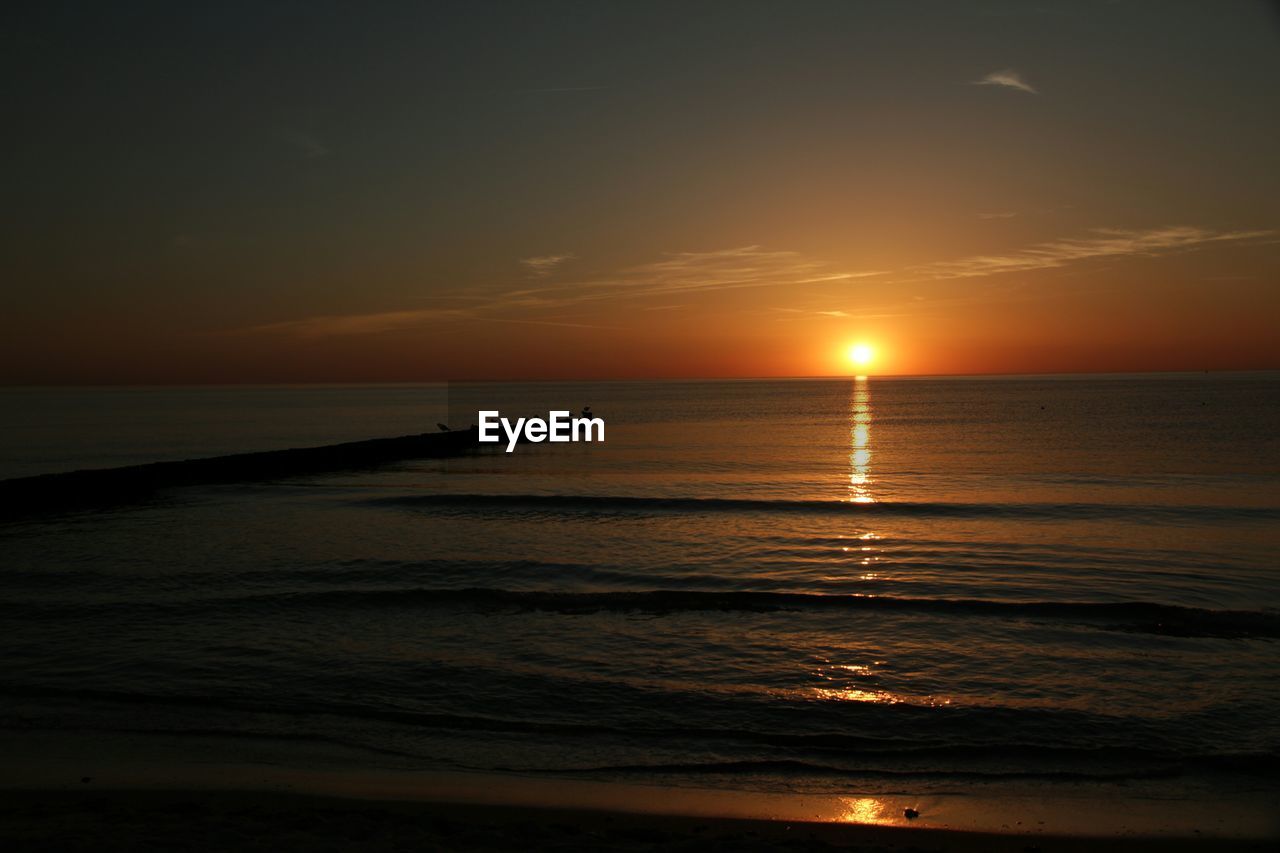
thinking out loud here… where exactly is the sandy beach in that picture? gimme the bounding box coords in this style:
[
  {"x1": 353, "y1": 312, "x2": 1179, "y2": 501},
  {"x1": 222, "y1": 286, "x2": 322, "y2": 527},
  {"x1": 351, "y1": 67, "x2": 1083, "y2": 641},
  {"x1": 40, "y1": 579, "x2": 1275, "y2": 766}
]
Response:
[
  {"x1": 2, "y1": 787, "x2": 1275, "y2": 853},
  {"x1": 2, "y1": 730, "x2": 1276, "y2": 852}
]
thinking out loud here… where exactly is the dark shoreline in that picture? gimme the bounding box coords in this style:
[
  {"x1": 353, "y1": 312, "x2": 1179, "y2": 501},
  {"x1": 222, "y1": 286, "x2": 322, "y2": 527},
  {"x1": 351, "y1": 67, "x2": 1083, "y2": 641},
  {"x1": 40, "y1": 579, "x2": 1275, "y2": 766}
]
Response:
[
  {"x1": 0, "y1": 428, "x2": 481, "y2": 519},
  {"x1": 1, "y1": 789, "x2": 1273, "y2": 853}
]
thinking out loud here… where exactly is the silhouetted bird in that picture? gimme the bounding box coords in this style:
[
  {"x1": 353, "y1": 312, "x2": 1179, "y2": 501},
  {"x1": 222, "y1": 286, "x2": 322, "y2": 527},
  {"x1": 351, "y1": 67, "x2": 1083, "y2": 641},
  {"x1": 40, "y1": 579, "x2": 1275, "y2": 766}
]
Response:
[{"x1": 437, "y1": 423, "x2": 450, "y2": 432}]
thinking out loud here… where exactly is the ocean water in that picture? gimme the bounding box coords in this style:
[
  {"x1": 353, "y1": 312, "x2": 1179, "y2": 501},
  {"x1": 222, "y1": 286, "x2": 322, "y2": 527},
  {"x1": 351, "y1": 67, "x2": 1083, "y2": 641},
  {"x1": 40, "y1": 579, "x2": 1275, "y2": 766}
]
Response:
[{"x1": 1, "y1": 375, "x2": 1278, "y2": 803}]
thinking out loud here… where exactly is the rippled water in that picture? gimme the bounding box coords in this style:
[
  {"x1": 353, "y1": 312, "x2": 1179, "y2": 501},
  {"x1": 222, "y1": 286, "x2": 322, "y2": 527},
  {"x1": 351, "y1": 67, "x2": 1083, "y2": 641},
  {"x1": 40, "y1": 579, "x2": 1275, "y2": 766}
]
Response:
[{"x1": 1, "y1": 375, "x2": 1278, "y2": 798}]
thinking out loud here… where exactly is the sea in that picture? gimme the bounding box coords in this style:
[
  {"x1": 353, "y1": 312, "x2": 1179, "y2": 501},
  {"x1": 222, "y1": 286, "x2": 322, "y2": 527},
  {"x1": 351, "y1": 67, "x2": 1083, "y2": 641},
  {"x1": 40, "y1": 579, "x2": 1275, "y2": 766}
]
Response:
[{"x1": 1, "y1": 375, "x2": 1278, "y2": 815}]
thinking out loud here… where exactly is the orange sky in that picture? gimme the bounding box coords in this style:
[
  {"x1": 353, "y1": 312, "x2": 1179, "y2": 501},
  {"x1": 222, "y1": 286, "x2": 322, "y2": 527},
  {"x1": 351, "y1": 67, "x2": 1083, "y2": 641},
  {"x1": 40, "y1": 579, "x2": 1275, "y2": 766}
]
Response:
[{"x1": 4, "y1": 3, "x2": 1278, "y2": 383}]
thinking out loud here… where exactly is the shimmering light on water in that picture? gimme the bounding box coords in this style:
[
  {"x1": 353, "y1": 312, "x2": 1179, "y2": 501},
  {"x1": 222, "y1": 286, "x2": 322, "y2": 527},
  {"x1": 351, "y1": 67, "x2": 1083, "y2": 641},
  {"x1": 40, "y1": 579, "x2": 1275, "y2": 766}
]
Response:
[
  {"x1": 848, "y1": 377, "x2": 874, "y2": 504},
  {"x1": 837, "y1": 797, "x2": 897, "y2": 825}
]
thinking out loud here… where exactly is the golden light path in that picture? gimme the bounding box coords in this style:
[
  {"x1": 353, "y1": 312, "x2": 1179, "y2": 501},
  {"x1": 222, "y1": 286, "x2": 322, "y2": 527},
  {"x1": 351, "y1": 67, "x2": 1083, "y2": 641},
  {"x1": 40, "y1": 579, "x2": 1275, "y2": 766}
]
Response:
[
  {"x1": 837, "y1": 796, "x2": 899, "y2": 825},
  {"x1": 848, "y1": 376, "x2": 873, "y2": 503}
]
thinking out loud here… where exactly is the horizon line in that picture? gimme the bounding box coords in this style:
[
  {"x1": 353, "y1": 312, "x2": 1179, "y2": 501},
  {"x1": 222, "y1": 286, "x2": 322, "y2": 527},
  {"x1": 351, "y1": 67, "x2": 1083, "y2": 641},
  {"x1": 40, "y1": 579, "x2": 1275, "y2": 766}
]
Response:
[{"x1": 2, "y1": 367, "x2": 1278, "y2": 390}]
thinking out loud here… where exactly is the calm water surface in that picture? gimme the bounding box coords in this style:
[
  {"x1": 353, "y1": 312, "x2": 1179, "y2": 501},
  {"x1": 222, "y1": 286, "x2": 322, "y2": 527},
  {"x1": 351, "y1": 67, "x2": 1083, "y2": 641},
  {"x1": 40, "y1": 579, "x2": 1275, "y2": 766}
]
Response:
[{"x1": 1, "y1": 375, "x2": 1277, "y2": 799}]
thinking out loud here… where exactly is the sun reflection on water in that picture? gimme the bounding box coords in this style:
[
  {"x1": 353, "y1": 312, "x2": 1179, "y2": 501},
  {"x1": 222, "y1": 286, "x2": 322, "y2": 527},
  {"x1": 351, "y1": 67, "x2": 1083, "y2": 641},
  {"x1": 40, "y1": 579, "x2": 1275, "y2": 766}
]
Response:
[
  {"x1": 809, "y1": 656, "x2": 953, "y2": 707},
  {"x1": 811, "y1": 686, "x2": 902, "y2": 703},
  {"x1": 837, "y1": 797, "x2": 896, "y2": 825},
  {"x1": 848, "y1": 377, "x2": 874, "y2": 504}
]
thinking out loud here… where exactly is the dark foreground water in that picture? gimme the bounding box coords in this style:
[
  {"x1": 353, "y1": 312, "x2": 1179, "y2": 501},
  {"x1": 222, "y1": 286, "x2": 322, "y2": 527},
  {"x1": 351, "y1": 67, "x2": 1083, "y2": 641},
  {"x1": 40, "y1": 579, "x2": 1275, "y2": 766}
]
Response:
[{"x1": 1, "y1": 375, "x2": 1278, "y2": 802}]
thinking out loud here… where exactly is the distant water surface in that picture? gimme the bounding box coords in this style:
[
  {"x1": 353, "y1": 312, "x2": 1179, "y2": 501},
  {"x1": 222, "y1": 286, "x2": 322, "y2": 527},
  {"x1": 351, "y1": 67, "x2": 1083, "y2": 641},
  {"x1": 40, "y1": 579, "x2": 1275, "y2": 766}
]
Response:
[{"x1": 1, "y1": 375, "x2": 1277, "y2": 805}]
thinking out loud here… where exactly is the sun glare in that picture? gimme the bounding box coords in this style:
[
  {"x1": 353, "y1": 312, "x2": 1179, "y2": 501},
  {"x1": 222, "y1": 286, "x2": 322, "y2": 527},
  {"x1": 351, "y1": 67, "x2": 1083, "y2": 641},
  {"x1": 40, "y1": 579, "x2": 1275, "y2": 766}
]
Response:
[{"x1": 848, "y1": 343, "x2": 875, "y2": 368}]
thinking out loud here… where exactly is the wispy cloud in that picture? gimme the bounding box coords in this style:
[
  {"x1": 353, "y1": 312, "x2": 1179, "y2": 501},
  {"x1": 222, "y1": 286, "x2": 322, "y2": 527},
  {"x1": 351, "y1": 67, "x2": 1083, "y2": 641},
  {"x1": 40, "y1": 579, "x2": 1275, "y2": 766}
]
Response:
[
  {"x1": 973, "y1": 69, "x2": 1037, "y2": 94},
  {"x1": 279, "y1": 130, "x2": 330, "y2": 159},
  {"x1": 520, "y1": 86, "x2": 609, "y2": 94},
  {"x1": 241, "y1": 248, "x2": 877, "y2": 338},
  {"x1": 497, "y1": 247, "x2": 882, "y2": 309},
  {"x1": 521, "y1": 254, "x2": 576, "y2": 278},
  {"x1": 905, "y1": 226, "x2": 1275, "y2": 282},
  {"x1": 482, "y1": 317, "x2": 620, "y2": 330},
  {"x1": 770, "y1": 306, "x2": 919, "y2": 322},
  {"x1": 238, "y1": 308, "x2": 470, "y2": 338},
  {"x1": 235, "y1": 307, "x2": 621, "y2": 338},
  {"x1": 233, "y1": 226, "x2": 1274, "y2": 339},
  {"x1": 609, "y1": 247, "x2": 835, "y2": 297}
]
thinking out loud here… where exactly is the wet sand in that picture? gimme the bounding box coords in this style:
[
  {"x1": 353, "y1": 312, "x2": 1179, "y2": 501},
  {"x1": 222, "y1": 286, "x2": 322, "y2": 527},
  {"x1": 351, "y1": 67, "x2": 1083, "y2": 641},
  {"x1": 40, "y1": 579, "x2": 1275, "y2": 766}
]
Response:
[
  {"x1": 1, "y1": 787, "x2": 1274, "y2": 853},
  {"x1": 2, "y1": 732, "x2": 1276, "y2": 853}
]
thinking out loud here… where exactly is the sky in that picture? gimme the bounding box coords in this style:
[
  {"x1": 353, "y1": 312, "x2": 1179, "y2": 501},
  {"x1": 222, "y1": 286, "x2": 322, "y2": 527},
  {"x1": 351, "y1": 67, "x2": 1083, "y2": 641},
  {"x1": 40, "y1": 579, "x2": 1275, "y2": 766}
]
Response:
[{"x1": 4, "y1": 0, "x2": 1279, "y2": 383}]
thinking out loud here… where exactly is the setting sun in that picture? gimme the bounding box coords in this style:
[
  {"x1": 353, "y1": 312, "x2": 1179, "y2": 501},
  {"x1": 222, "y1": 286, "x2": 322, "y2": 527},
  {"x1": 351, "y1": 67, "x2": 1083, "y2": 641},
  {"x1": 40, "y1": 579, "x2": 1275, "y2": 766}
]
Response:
[{"x1": 848, "y1": 343, "x2": 875, "y2": 369}]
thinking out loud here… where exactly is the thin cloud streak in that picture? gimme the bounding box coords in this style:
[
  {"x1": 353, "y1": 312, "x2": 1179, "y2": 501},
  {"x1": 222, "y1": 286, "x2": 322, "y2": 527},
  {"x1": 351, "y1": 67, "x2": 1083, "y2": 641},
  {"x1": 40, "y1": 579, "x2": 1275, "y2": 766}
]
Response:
[
  {"x1": 233, "y1": 226, "x2": 1273, "y2": 339},
  {"x1": 521, "y1": 254, "x2": 576, "y2": 278},
  {"x1": 521, "y1": 86, "x2": 609, "y2": 93},
  {"x1": 233, "y1": 306, "x2": 615, "y2": 339},
  {"x1": 480, "y1": 317, "x2": 621, "y2": 331},
  {"x1": 770, "y1": 304, "x2": 940, "y2": 321},
  {"x1": 237, "y1": 308, "x2": 471, "y2": 338},
  {"x1": 238, "y1": 248, "x2": 875, "y2": 338},
  {"x1": 973, "y1": 69, "x2": 1037, "y2": 94},
  {"x1": 904, "y1": 226, "x2": 1275, "y2": 282},
  {"x1": 494, "y1": 247, "x2": 881, "y2": 310},
  {"x1": 279, "y1": 130, "x2": 330, "y2": 159}
]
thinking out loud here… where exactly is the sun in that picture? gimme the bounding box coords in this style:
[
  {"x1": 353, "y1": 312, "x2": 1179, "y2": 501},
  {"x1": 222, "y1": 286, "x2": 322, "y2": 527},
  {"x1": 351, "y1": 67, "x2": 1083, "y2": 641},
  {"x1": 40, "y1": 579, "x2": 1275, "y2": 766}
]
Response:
[{"x1": 848, "y1": 343, "x2": 875, "y2": 368}]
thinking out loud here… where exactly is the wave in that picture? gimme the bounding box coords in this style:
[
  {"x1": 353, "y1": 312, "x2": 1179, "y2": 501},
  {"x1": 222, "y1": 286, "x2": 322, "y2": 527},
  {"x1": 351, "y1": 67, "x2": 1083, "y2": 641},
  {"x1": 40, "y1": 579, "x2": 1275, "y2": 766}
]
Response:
[
  {"x1": 369, "y1": 493, "x2": 1280, "y2": 522},
  {"x1": 209, "y1": 587, "x2": 1280, "y2": 639},
  {"x1": 522, "y1": 758, "x2": 1186, "y2": 783},
  {"x1": 8, "y1": 582, "x2": 1274, "y2": 637},
  {"x1": 5, "y1": 683, "x2": 1277, "y2": 780}
]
